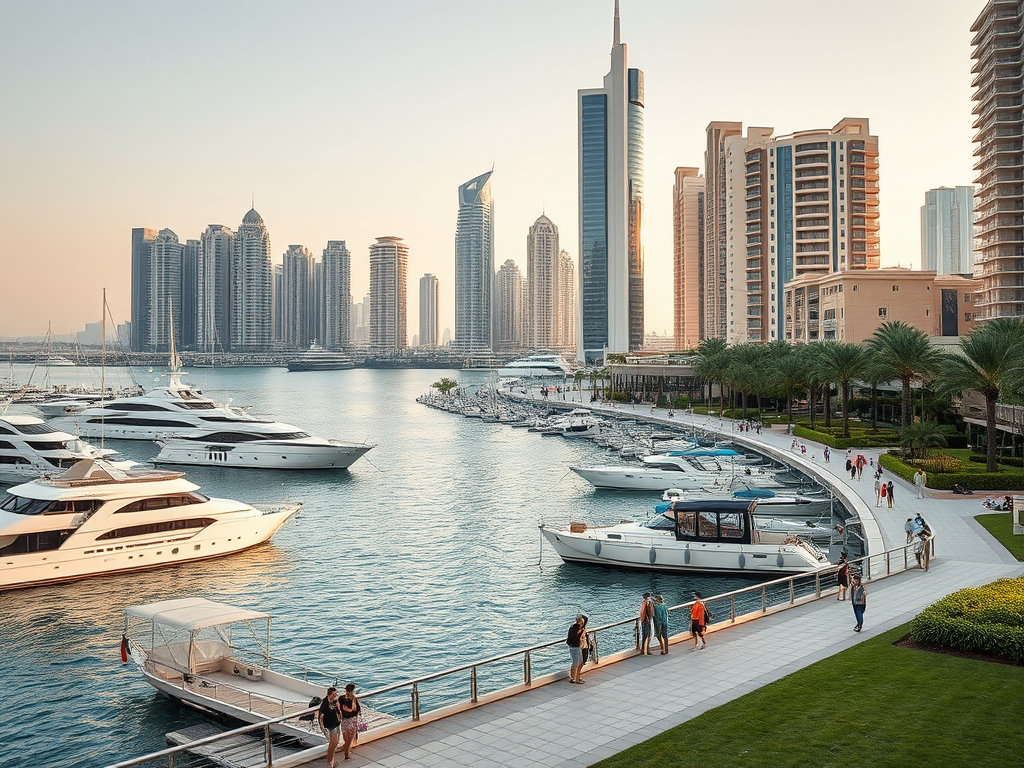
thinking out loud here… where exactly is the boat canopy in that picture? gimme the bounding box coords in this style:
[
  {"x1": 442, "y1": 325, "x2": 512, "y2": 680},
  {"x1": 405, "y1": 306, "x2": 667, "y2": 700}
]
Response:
[
  {"x1": 125, "y1": 598, "x2": 269, "y2": 631},
  {"x1": 732, "y1": 488, "x2": 777, "y2": 499},
  {"x1": 663, "y1": 449, "x2": 739, "y2": 458}
]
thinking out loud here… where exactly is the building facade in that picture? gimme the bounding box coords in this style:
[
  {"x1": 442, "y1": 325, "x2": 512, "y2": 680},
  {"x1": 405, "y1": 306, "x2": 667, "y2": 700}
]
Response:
[
  {"x1": 454, "y1": 170, "x2": 494, "y2": 351},
  {"x1": 231, "y1": 208, "x2": 273, "y2": 351},
  {"x1": 577, "y1": 0, "x2": 644, "y2": 363},
  {"x1": 369, "y1": 236, "x2": 408, "y2": 349},
  {"x1": 921, "y1": 186, "x2": 974, "y2": 275},
  {"x1": 181, "y1": 239, "x2": 199, "y2": 349},
  {"x1": 557, "y1": 249, "x2": 577, "y2": 353},
  {"x1": 322, "y1": 240, "x2": 352, "y2": 349},
  {"x1": 419, "y1": 273, "x2": 439, "y2": 347},
  {"x1": 282, "y1": 245, "x2": 314, "y2": 350},
  {"x1": 971, "y1": 1, "x2": 1024, "y2": 319},
  {"x1": 526, "y1": 214, "x2": 560, "y2": 349},
  {"x1": 494, "y1": 259, "x2": 525, "y2": 351},
  {"x1": 672, "y1": 167, "x2": 704, "y2": 350},
  {"x1": 702, "y1": 122, "x2": 742, "y2": 342},
  {"x1": 130, "y1": 227, "x2": 158, "y2": 352},
  {"x1": 784, "y1": 267, "x2": 980, "y2": 344},
  {"x1": 197, "y1": 224, "x2": 234, "y2": 353},
  {"x1": 147, "y1": 228, "x2": 183, "y2": 352}
]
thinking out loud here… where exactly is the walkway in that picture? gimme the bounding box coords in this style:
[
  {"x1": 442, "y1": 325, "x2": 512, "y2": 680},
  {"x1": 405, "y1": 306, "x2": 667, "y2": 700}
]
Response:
[{"x1": 295, "y1": 393, "x2": 1021, "y2": 768}]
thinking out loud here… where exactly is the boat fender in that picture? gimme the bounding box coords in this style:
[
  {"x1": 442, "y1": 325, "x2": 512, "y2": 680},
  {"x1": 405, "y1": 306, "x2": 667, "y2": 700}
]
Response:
[
  {"x1": 777, "y1": 553, "x2": 785, "y2": 568},
  {"x1": 649, "y1": 546, "x2": 657, "y2": 564},
  {"x1": 738, "y1": 553, "x2": 746, "y2": 569},
  {"x1": 684, "y1": 546, "x2": 690, "y2": 565},
  {"x1": 594, "y1": 540, "x2": 602, "y2": 557}
]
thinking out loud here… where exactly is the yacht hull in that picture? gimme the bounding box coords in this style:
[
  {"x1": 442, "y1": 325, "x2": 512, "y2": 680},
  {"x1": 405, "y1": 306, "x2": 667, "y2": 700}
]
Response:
[
  {"x1": 153, "y1": 442, "x2": 371, "y2": 470},
  {"x1": 568, "y1": 466, "x2": 780, "y2": 491}
]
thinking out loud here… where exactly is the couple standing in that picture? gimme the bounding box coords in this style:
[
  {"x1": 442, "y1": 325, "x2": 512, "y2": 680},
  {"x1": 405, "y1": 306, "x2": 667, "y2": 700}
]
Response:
[
  {"x1": 638, "y1": 592, "x2": 670, "y2": 655},
  {"x1": 317, "y1": 684, "x2": 361, "y2": 765}
]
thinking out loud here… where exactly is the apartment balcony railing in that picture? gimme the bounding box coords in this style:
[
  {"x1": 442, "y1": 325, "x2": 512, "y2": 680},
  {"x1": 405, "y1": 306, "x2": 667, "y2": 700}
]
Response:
[
  {"x1": 746, "y1": 210, "x2": 761, "y2": 221},
  {"x1": 795, "y1": 232, "x2": 829, "y2": 241},
  {"x1": 795, "y1": 193, "x2": 830, "y2": 203},
  {"x1": 795, "y1": 218, "x2": 829, "y2": 229},
  {"x1": 746, "y1": 199, "x2": 761, "y2": 210},
  {"x1": 795, "y1": 205, "x2": 830, "y2": 216},
  {"x1": 794, "y1": 155, "x2": 829, "y2": 166},
  {"x1": 795, "y1": 168, "x2": 829, "y2": 179},
  {"x1": 795, "y1": 142, "x2": 829, "y2": 153},
  {"x1": 796, "y1": 180, "x2": 829, "y2": 191}
]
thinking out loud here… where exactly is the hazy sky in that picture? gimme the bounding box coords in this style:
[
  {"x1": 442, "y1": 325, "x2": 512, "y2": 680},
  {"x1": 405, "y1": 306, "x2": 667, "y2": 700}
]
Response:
[{"x1": 0, "y1": 0, "x2": 980, "y2": 339}]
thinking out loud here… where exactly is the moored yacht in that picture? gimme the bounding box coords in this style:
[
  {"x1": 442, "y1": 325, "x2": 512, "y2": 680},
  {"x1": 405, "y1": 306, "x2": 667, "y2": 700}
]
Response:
[
  {"x1": 539, "y1": 408, "x2": 603, "y2": 437},
  {"x1": 540, "y1": 499, "x2": 830, "y2": 576},
  {"x1": 286, "y1": 344, "x2": 355, "y2": 372},
  {"x1": 0, "y1": 459, "x2": 300, "y2": 591},
  {"x1": 153, "y1": 431, "x2": 372, "y2": 470},
  {"x1": 0, "y1": 414, "x2": 120, "y2": 484},
  {"x1": 571, "y1": 452, "x2": 782, "y2": 491},
  {"x1": 497, "y1": 353, "x2": 571, "y2": 378}
]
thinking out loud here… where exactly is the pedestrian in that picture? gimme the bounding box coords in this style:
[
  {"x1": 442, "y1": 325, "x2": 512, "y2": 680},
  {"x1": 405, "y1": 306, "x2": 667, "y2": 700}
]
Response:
[
  {"x1": 887, "y1": 480, "x2": 894, "y2": 508},
  {"x1": 836, "y1": 553, "x2": 850, "y2": 600},
  {"x1": 850, "y1": 463, "x2": 857, "y2": 480},
  {"x1": 874, "y1": 477, "x2": 882, "y2": 507},
  {"x1": 914, "y1": 533, "x2": 928, "y2": 568},
  {"x1": 801, "y1": 444, "x2": 807, "y2": 456},
  {"x1": 566, "y1": 615, "x2": 586, "y2": 683},
  {"x1": 824, "y1": 446, "x2": 830, "y2": 463},
  {"x1": 846, "y1": 448, "x2": 853, "y2": 462},
  {"x1": 856, "y1": 455, "x2": 865, "y2": 480},
  {"x1": 578, "y1": 615, "x2": 591, "y2": 677},
  {"x1": 639, "y1": 593, "x2": 654, "y2": 655},
  {"x1": 653, "y1": 595, "x2": 669, "y2": 655},
  {"x1": 339, "y1": 684, "x2": 361, "y2": 761},
  {"x1": 850, "y1": 575, "x2": 867, "y2": 632},
  {"x1": 690, "y1": 592, "x2": 708, "y2": 650},
  {"x1": 879, "y1": 482, "x2": 887, "y2": 506},
  {"x1": 869, "y1": 457, "x2": 874, "y2": 468},
  {"x1": 905, "y1": 518, "x2": 914, "y2": 544},
  {"x1": 318, "y1": 687, "x2": 343, "y2": 768},
  {"x1": 845, "y1": 458, "x2": 853, "y2": 474},
  {"x1": 914, "y1": 469, "x2": 926, "y2": 499}
]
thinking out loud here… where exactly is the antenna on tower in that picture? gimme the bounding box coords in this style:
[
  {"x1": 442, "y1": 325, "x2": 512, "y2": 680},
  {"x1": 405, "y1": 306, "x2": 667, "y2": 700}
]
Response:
[{"x1": 613, "y1": 0, "x2": 620, "y2": 46}]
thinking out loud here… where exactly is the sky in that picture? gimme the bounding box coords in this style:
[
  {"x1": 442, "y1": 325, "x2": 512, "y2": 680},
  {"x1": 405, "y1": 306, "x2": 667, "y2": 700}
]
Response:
[{"x1": 0, "y1": 0, "x2": 981, "y2": 340}]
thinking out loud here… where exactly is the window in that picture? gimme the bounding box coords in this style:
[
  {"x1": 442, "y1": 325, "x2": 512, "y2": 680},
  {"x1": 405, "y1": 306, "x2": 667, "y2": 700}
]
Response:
[
  {"x1": 718, "y1": 512, "x2": 745, "y2": 539},
  {"x1": 86, "y1": 417, "x2": 193, "y2": 428},
  {"x1": 0, "y1": 426, "x2": 15, "y2": 435},
  {"x1": 113, "y1": 403, "x2": 172, "y2": 412},
  {"x1": 0, "y1": 529, "x2": 76, "y2": 556},
  {"x1": 878, "y1": 308, "x2": 887, "y2": 318},
  {"x1": 964, "y1": 294, "x2": 972, "y2": 303},
  {"x1": 13, "y1": 422, "x2": 58, "y2": 435},
  {"x1": 965, "y1": 313, "x2": 972, "y2": 323},
  {"x1": 95, "y1": 517, "x2": 218, "y2": 540},
  {"x1": 115, "y1": 493, "x2": 208, "y2": 513},
  {"x1": 926, "y1": 308, "x2": 930, "y2": 317},
  {"x1": 853, "y1": 285, "x2": 859, "y2": 292}
]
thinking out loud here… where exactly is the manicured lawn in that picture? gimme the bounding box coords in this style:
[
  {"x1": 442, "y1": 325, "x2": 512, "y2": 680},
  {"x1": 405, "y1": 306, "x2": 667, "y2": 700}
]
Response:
[
  {"x1": 592, "y1": 625, "x2": 1024, "y2": 768},
  {"x1": 976, "y1": 513, "x2": 1024, "y2": 561},
  {"x1": 941, "y1": 448, "x2": 1021, "y2": 474}
]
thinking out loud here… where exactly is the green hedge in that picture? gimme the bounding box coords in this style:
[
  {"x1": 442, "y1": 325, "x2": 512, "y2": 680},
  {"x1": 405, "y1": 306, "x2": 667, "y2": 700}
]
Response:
[
  {"x1": 910, "y1": 578, "x2": 1024, "y2": 662},
  {"x1": 879, "y1": 452, "x2": 1024, "y2": 490},
  {"x1": 969, "y1": 454, "x2": 1024, "y2": 468},
  {"x1": 793, "y1": 425, "x2": 899, "y2": 450}
]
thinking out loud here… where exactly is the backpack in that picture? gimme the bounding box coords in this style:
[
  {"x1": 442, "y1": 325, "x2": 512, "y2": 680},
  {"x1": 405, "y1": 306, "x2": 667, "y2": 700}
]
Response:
[{"x1": 300, "y1": 695, "x2": 322, "y2": 722}]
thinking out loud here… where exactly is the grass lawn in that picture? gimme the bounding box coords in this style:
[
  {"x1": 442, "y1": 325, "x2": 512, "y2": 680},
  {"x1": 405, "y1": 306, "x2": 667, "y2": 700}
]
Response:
[
  {"x1": 592, "y1": 625, "x2": 1024, "y2": 768},
  {"x1": 938, "y1": 448, "x2": 1022, "y2": 474},
  {"x1": 976, "y1": 513, "x2": 1024, "y2": 561}
]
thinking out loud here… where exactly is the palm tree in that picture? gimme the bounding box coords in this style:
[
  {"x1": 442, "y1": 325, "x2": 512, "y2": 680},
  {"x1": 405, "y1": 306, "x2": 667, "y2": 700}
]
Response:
[
  {"x1": 937, "y1": 319, "x2": 1024, "y2": 472},
  {"x1": 815, "y1": 342, "x2": 866, "y2": 439},
  {"x1": 771, "y1": 352, "x2": 808, "y2": 426},
  {"x1": 861, "y1": 358, "x2": 893, "y2": 432},
  {"x1": 694, "y1": 345, "x2": 731, "y2": 414},
  {"x1": 431, "y1": 377, "x2": 459, "y2": 396},
  {"x1": 865, "y1": 321, "x2": 944, "y2": 428},
  {"x1": 899, "y1": 420, "x2": 948, "y2": 461},
  {"x1": 728, "y1": 344, "x2": 764, "y2": 418}
]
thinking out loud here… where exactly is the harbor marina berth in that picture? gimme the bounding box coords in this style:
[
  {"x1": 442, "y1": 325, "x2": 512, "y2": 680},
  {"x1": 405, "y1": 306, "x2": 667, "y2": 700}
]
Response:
[{"x1": 0, "y1": 459, "x2": 300, "y2": 591}]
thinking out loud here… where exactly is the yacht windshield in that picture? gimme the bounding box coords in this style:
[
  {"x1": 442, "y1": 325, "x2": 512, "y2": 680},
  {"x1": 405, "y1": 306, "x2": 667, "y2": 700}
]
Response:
[
  {"x1": 14, "y1": 423, "x2": 58, "y2": 435},
  {"x1": 642, "y1": 515, "x2": 676, "y2": 530},
  {"x1": 0, "y1": 495, "x2": 53, "y2": 516}
]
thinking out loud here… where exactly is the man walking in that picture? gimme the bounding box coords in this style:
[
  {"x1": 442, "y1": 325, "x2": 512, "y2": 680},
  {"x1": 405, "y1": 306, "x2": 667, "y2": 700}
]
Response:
[
  {"x1": 639, "y1": 593, "x2": 653, "y2": 655},
  {"x1": 887, "y1": 480, "x2": 895, "y2": 509},
  {"x1": 874, "y1": 477, "x2": 882, "y2": 507},
  {"x1": 914, "y1": 469, "x2": 926, "y2": 499},
  {"x1": 690, "y1": 592, "x2": 708, "y2": 650},
  {"x1": 905, "y1": 518, "x2": 914, "y2": 544}
]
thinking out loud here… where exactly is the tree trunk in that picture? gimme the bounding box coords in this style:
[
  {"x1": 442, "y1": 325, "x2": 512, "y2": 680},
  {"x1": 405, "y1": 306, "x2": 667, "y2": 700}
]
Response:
[
  {"x1": 842, "y1": 381, "x2": 850, "y2": 439},
  {"x1": 902, "y1": 378, "x2": 912, "y2": 428},
  {"x1": 742, "y1": 391, "x2": 748, "y2": 419},
  {"x1": 786, "y1": 385, "x2": 793, "y2": 425},
  {"x1": 824, "y1": 385, "x2": 832, "y2": 429},
  {"x1": 870, "y1": 384, "x2": 878, "y2": 431},
  {"x1": 987, "y1": 395, "x2": 998, "y2": 473},
  {"x1": 809, "y1": 386, "x2": 817, "y2": 430},
  {"x1": 718, "y1": 382, "x2": 725, "y2": 415}
]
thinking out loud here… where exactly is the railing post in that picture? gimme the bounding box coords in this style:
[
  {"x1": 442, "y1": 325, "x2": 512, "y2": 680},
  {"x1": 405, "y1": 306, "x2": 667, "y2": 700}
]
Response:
[
  {"x1": 761, "y1": 586, "x2": 767, "y2": 613},
  {"x1": 815, "y1": 572, "x2": 821, "y2": 598},
  {"x1": 886, "y1": 550, "x2": 891, "y2": 576},
  {"x1": 264, "y1": 723, "x2": 273, "y2": 768},
  {"x1": 730, "y1": 594, "x2": 736, "y2": 622},
  {"x1": 866, "y1": 556, "x2": 872, "y2": 581},
  {"x1": 470, "y1": 666, "x2": 478, "y2": 703},
  {"x1": 789, "y1": 578, "x2": 795, "y2": 604},
  {"x1": 904, "y1": 545, "x2": 908, "y2": 570},
  {"x1": 634, "y1": 619, "x2": 640, "y2": 649},
  {"x1": 248, "y1": 692, "x2": 253, "y2": 712},
  {"x1": 524, "y1": 650, "x2": 532, "y2": 686},
  {"x1": 169, "y1": 755, "x2": 174, "y2": 768},
  {"x1": 411, "y1": 682, "x2": 420, "y2": 722}
]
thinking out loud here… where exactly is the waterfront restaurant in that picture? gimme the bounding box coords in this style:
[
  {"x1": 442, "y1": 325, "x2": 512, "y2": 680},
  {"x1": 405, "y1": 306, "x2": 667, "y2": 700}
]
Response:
[{"x1": 607, "y1": 354, "x2": 701, "y2": 404}]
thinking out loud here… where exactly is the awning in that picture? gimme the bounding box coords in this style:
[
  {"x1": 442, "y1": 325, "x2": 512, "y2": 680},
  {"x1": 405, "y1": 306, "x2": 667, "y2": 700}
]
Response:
[{"x1": 125, "y1": 598, "x2": 269, "y2": 631}]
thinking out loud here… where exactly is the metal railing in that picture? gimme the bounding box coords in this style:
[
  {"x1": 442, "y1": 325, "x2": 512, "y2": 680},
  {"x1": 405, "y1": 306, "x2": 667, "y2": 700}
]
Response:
[{"x1": 106, "y1": 537, "x2": 933, "y2": 768}]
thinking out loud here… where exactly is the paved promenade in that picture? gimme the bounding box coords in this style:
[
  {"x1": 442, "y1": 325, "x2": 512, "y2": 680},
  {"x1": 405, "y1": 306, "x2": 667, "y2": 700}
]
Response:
[{"x1": 307, "y1": 396, "x2": 1022, "y2": 768}]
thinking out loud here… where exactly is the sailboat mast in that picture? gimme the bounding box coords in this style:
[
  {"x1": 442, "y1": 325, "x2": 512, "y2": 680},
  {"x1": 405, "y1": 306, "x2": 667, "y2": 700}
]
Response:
[{"x1": 101, "y1": 288, "x2": 106, "y2": 402}]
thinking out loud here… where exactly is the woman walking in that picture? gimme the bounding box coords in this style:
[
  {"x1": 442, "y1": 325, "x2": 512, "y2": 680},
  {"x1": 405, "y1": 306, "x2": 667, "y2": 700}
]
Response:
[
  {"x1": 317, "y1": 687, "x2": 342, "y2": 768},
  {"x1": 566, "y1": 615, "x2": 586, "y2": 683},
  {"x1": 887, "y1": 480, "x2": 895, "y2": 509},
  {"x1": 836, "y1": 554, "x2": 850, "y2": 601},
  {"x1": 850, "y1": 576, "x2": 867, "y2": 632},
  {"x1": 653, "y1": 595, "x2": 669, "y2": 655},
  {"x1": 578, "y1": 615, "x2": 591, "y2": 679},
  {"x1": 339, "y1": 684, "x2": 361, "y2": 761}
]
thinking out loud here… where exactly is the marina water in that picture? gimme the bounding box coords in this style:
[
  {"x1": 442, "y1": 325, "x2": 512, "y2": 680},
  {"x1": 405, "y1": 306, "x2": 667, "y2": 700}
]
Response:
[{"x1": 1, "y1": 366, "x2": 784, "y2": 768}]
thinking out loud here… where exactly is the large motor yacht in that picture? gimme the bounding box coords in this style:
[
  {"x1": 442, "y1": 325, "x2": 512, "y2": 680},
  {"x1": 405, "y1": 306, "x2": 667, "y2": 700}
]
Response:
[
  {"x1": 153, "y1": 431, "x2": 372, "y2": 470},
  {"x1": 497, "y1": 353, "x2": 571, "y2": 378},
  {"x1": 540, "y1": 499, "x2": 831, "y2": 576},
  {"x1": 571, "y1": 450, "x2": 783, "y2": 491},
  {"x1": 0, "y1": 459, "x2": 301, "y2": 591},
  {"x1": 0, "y1": 414, "x2": 119, "y2": 484},
  {"x1": 286, "y1": 344, "x2": 355, "y2": 372}
]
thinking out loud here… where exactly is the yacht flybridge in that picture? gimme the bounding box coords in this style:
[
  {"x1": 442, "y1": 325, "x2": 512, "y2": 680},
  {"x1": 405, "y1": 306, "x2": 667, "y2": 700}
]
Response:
[
  {"x1": 0, "y1": 459, "x2": 300, "y2": 591},
  {"x1": 0, "y1": 414, "x2": 121, "y2": 484}
]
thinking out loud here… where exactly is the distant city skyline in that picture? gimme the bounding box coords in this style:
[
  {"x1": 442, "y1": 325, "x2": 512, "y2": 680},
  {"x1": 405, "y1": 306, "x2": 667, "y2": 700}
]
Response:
[{"x1": 0, "y1": 1, "x2": 980, "y2": 338}]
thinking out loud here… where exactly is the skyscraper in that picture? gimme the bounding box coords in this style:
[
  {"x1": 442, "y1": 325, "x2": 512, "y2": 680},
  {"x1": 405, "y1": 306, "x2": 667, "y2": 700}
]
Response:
[
  {"x1": 130, "y1": 227, "x2": 158, "y2": 352},
  {"x1": 197, "y1": 224, "x2": 234, "y2": 353},
  {"x1": 455, "y1": 170, "x2": 494, "y2": 352},
  {"x1": 577, "y1": 0, "x2": 644, "y2": 363},
  {"x1": 181, "y1": 239, "x2": 200, "y2": 350},
  {"x1": 921, "y1": 187, "x2": 975, "y2": 275},
  {"x1": 673, "y1": 167, "x2": 704, "y2": 350},
  {"x1": 972, "y1": 2, "x2": 1024, "y2": 320},
  {"x1": 419, "y1": 273, "x2": 439, "y2": 347},
  {"x1": 369, "y1": 236, "x2": 408, "y2": 349},
  {"x1": 322, "y1": 240, "x2": 352, "y2": 349},
  {"x1": 557, "y1": 249, "x2": 577, "y2": 352},
  {"x1": 495, "y1": 259, "x2": 525, "y2": 350},
  {"x1": 231, "y1": 208, "x2": 273, "y2": 351},
  {"x1": 282, "y1": 245, "x2": 314, "y2": 350},
  {"x1": 703, "y1": 122, "x2": 743, "y2": 341},
  {"x1": 147, "y1": 228, "x2": 182, "y2": 353},
  {"x1": 527, "y1": 214, "x2": 560, "y2": 349}
]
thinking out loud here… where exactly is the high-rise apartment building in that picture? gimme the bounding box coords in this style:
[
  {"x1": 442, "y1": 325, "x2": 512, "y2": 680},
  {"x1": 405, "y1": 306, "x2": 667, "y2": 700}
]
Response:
[
  {"x1": 181, "y1": 239, "x2": 199, "y2": 350},
  {"x1": 526, "y1": 214, "x2": 560, "y2": 349},
  {"x1": 921, "y1": 186, "x2": 975, "y2": 275},
  {"x1": 972, "y1": 1, "x2": 1024, "y2": 319},
  {"x1": 369, "y1": 236, "x2": 408, "y2": 349},
  {"x1": 197, "y1": 224, "x2": 234, "y2": 352},
  {"x1": 273, "y1": 264, "x2": 284, "y2": 344},
  {"x1": 577, "y1": 0, "x2": 644, "y2": 363},
  {"x1": 557, "y1": 249, "x2": 577, "y2": 352},
  {"x1": 419, "y1": 273, "x2": 439, "y2": 347},
  {"x1": 707, "y1": 119, "x2": 880, "y2": 344},
  {"x1": 130, "y1": 227, "x2": 158, "y2": 352},
  {"x1": 282, "y1": 245, "x2": 314, "y2": 350},
  {"x1": 455, "y1": 170, "x2": 494, "y2": 351},
  {"x1": 322, "y1": 240, "x2": 352, "y2": 349},
  {"x1": 231, "y1": 208, "x2": 273, "y2": 351},
  {"x1": 147, "y1": 228, "x2": 183, "y2": 352},
  {"x1": 495, "y1": 259, "x2": 525, "y2": 350},
  {"x1": 672, "y1": 167, "x2": 704, "y2": 350}
]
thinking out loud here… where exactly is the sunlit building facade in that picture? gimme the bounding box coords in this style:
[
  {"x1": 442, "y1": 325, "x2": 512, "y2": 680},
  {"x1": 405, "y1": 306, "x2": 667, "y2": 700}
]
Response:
[
  {"x1": 921, "y1": 186, "x2": 975, "y2": 275},
  {"x1": 454, "y1": 170, "x2": 494, "y2": 351},
  {"x1": 527, "y1": 214, "x2": 560, "y2": 349},
  {"x1": 419, "y1": 273, "x2": 439, "y2": 347},
  {"x1": 673, "y1": 167, "x2": 704, "y2": 350},
  {"x1": 495, "y1": 259, "x2": 525, "y2": 350},
  {"x1": 369, "y1": 236, "x2": 408, "y2": 349},
  {"x1": 231, "y1": 208, "x2": 273, "y2": 351},
  {"x1": 322, "y1": 240, "x2": 352, "y2": 349}
]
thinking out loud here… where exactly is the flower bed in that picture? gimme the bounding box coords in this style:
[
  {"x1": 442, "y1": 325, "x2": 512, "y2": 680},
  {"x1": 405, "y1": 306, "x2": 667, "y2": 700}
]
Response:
[{"x1": 910, "y1": 578, "x2": 1024, "y2": 663}]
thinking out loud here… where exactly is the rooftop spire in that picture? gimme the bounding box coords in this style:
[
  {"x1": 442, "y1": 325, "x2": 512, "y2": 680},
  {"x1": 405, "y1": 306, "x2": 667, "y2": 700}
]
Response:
[{"x1": 613, "y1": 0, "x2": 620, "y2": 46}]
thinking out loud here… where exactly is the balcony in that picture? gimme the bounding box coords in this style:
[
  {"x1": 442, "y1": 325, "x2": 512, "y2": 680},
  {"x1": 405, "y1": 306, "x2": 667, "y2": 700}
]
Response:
[
  {"x1": 795, "y1": 155, "x2": 829, "y2": 166},
  {"x1": 795, "y1": 168, "x2": 828, "y2": 180},
  {"x1": 795, "y1": 142, "x2": 829, "y2": 153},
  {"x1": 795, "y1": 193, "x2": 830, "y2": 204},
  {"x1": 745, "y1": 175, "x2": 762, "y2": 189},
  {"x1": 746, "y1": 235, "x2": 762, "y2": 245},
  {"x1": 795, "y1": 205, "x2": 830, "y2": 216},
  {"x1": 796, "y1": 180, "x2": 829, "y2": 191},
  {"x1": 746, "y1": 199, "x2": 761, "y2": 210},
  {"x1": 746, "y1": 222, "x2": 761, "y2": 233},
  {"x1": 795, "y1": 243, "x2": 829, "y2": 254},
  {"x1": 795, "y1": 231, "x2": 829, "y2": 241},
  {"x1": 795, "y1": 218, "x2": 830, "y2": 229},
  {"x1": 971, "y1": 57, "x2": 1023, "y2": 88},
  {"x1": 746, "y1": 210, "x2": 761, "y2": 221}
]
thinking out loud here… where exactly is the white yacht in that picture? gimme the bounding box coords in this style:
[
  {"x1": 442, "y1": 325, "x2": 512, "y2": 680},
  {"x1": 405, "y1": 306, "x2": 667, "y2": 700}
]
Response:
[
  {"x1": 286, "y1": 345, "x2": 355, "y2": 372},
  {"x1": 540, "y1": 499, "x2": 830, "y2": 576},
  {"x1": 497, "y1": 353, "x2": 571, "y2": 378},
  {"x1": 571, "y1": 451, "x2": 782, "y2": 491},
  {"x1": 123, "y1": 598, "x2": 393, "y2": 743},
  {"x1": 153, "y1": 431, "x2": 372, "y2": 470},
  {"x1": 0, "y1": 459, "x2": 300, "y2": 591},
  {"x1": 0, "y1": 414, "x2": 120, "y2": 484},
  {"x1": 539, "y1": 408, "x2": 603, "y2": 438},
  {"x1": 660, "y1": 487, "x2": 833, "y2": 519}
]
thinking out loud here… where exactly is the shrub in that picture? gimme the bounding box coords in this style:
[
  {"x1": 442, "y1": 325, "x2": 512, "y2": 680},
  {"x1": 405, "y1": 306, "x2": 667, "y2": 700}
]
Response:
[
  {"x1": 609, "y1": 391, "x2": 630, "y2": 403},
  {"x1": 656, "y1": 394, "x2": 670, "y2": 408},
  {"x1": 793, "y1": 425, "x2": 898, "y2": 450},
  {"x1": 878, "y1": 453, "x2": 1024, "y2": 490},
  {"x1": 969, "y1": 455, "x2": 1024, "y2": 469},
  {"x1": 671, "y1": 395, "x2": 690, "y2": 409},
  {"x1": 910, "y1": 578, "x2": 1024, "y2": 662},
  {"x1": 916, "y1": 455, "x2": 965, "y2": 474}
]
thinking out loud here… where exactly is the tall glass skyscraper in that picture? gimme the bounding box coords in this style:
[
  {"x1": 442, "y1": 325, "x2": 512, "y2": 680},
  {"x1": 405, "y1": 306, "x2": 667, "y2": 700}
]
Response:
[
  {"x1": 577, "y1": 0, "x2": 644, "y2": 363},
  {"x1": 454, "y1": 170, "x2": 494, "y2": 352}
]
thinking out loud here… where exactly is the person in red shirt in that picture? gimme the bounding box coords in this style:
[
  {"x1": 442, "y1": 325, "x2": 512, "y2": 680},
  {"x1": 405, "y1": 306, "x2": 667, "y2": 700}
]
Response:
[{"x1": 691, "y1": 592, "x2": 708, "y2": 650}]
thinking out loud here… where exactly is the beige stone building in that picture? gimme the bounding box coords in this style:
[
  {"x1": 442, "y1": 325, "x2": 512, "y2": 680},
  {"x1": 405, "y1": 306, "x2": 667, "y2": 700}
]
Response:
[
  {"x1": 783, "y1": 267, "x2": 981, "y2": 344},
  {"x1": 672, "y1": 167, "x2": 704, "y2": 350}
]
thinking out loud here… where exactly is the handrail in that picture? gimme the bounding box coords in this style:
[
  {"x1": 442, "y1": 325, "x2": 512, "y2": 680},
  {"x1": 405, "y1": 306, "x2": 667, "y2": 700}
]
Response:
[{"x1": 105, "y1": 535, "x2": 932, "y2": 768}]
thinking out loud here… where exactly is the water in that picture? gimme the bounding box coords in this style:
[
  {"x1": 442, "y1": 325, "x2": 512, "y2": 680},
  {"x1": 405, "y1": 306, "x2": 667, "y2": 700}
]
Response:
[{"x1": 0, "y1": 366, "x2": 771, "y2": 768}]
